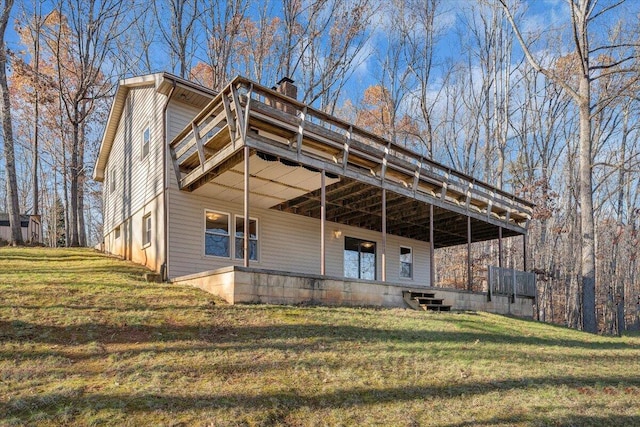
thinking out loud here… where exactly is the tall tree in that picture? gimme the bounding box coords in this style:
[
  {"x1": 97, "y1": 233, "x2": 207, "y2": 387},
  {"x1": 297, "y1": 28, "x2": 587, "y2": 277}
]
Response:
[
  {"x1": 499, "y1": 0, "x2": 640, "y2": 332},
  {"x1": 153, "y1": 0, "x2": 199, "y2": 78},
  {"x1": 196, "y1": 0, "x2": 247, "y2": 90},
  {"x1": 42, "y1": 1, "x2": 126, "y2": 246},
  {"x1": 0, "y1": 0, "x2": 22, "y2": 245}
]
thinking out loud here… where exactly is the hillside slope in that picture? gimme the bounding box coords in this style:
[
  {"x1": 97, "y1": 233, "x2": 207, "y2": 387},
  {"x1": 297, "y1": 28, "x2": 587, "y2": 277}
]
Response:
[{"x1": 1, "y1": 247, "x2": 639, "y2": 426}]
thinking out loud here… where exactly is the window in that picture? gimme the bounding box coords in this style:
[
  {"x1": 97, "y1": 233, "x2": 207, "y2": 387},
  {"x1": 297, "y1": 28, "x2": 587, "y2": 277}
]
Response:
[
  {"x1": 110, "y1": 167, "x2": 116, "y2": 193},
  {"x1": 205, "y1": 211, "x2": 230, "y2": 257},
  {"x1": 400, "y1": 246, "x2": 413, "y2": 279},
  {"x1": 141, "y1": 125, "x2": 150, "y2": 159},
  {"x1": 143, "y1": 213, "x2": 152, "y2": 246},
  {"x1": 344, "y1": 237, "x2": 376, "y2": 280},
  {"x1": 235, "y1": 216, "x2": 258, "y2": 261},
  {"x1": 115, "y1": 225, "x2": 121, "y2": 239}
]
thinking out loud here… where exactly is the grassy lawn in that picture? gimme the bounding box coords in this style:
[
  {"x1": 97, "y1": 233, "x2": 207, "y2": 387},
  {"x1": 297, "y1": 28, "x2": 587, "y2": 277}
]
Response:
[{"x1": 1, "y1": 247, "x2": 639, "y2": 426}]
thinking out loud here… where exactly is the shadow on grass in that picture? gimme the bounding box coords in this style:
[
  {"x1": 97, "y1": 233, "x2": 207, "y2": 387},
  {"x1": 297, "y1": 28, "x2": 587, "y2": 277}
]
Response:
[
  {"x1": 443, "y1": 414, "x2": 640, "y2": 427},
  {"x1": 1, "y1": 318, "x2": 638, "y2": 350},
  {"x1": 2, "y1": 376, "x2": 640, "y2": 422}
]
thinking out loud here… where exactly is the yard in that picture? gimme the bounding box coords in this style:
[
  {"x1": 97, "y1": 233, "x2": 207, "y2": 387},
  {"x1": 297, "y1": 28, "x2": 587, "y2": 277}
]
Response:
[{"x1": 1, "y1": 247, "x2": 639, "y2": 426}]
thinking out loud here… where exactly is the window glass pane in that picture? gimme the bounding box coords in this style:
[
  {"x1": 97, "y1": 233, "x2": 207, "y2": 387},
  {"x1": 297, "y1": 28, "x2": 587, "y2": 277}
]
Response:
[
  {"x1": 143, "y1": 214, "x2": 151, "y2": 245},
  {"x1": 206, "y1": 233, "x2": 229, "y2": 257},
  {"x1": 361, "y1": 252, "x2": 376, "y2": 280},
  {"x1": 206, "y1": 212, "x2": 228, "y2": 234},
  {"x1": 142, "y1": 127, "x2": 150, "y2": 158},
  {"x1": 400, "y1": 247, "x2": 412, "y2": 262},
  {"x1": 235, "y1": 217, "x2": 257, "y2": 260},
  {"x1": 205, "y1": 212, "x2": 229, "y2": 257},
  {"x1": 110, "y1": 168, "x2": 116, "y2": 192},
  {"x1": 400, "y1": 247, "x2": 412, "y2": 278},
  {"x1": 344, "y1": 237, "x2": 376, "y2": 280},
  {"x1": 344, "y1": 249, "x2": 359, "y2": 279},
  {"x1": 400, "y1": 262, "x2": 412, "y2": 278}
]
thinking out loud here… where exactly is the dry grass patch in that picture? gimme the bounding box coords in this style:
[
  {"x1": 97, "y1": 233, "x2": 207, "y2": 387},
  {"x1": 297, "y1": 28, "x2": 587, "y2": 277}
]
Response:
[{"x1": 1, "y1": 247, "x2": 640, "y2": 426}]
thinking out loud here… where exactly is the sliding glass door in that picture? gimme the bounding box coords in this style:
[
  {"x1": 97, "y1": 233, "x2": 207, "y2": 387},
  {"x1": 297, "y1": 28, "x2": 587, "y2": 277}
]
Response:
[{"x1": 344, "y1": 237, "x2": 376, "y2": 280}]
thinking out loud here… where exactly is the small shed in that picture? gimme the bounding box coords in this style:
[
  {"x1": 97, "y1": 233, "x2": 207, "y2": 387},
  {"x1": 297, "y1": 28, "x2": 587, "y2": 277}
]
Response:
[{"x1": 0, "y1": 213, "x2": 42, "y2": 244}]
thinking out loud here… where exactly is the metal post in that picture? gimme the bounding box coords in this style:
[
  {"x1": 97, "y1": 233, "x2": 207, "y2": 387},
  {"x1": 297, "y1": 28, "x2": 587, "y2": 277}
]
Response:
[
  {"x1": 498, "y1": 226, "x2": 503, "y2": 299},
  {"x1": 467, "y1": 215, "x2": 472, "y2": 291},
  {"x1": 512, "y1": 267, "x2": 517, "y2": 303},
  {"x1": 320, "y1": 170, "x2": 326, "y2": 275},
  {"x1": 381, "y1": 188, "x2": 387, "y2": 282},
  {"x1": 429, "y1": 204, "x2": 435, "y2": 287},
  {"x1": 487, "y1": 266, "x2": 492, "y2": 302},
  {"x1": 243, "y1": 145, "x2": 250, "y2": 268},
  {"x1": 498, "y1": 227, "x2": 503, "y2": 269},
  {"x1": 522, "y1": 233, "x2": 527, "y2": 271}
]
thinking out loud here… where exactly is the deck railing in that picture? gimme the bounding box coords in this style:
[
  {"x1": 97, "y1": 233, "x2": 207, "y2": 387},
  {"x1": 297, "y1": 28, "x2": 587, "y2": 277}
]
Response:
[
  {"x1": 487, "y1": 265, "x2": 536, "y2": 300},
  {"x1": 169, "y1": 76, "x2": 534, "y2": 228}
]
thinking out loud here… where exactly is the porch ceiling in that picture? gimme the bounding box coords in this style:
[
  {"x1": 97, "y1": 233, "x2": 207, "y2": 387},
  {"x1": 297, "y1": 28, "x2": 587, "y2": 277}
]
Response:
[
  {"x1": 191, "y1": 153, "x2": 340, "y2": 209},
  {"x1": 271, "y1": 176, "x2": 521, "y2": 248},
  {"x1": 192, "y1": 152, "x2": 520, "y2": 248}
]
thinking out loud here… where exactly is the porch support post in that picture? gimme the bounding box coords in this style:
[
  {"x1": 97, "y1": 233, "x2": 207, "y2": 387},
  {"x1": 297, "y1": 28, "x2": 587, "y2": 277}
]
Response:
[
  {"x1": 467, "y1": 215, "x2": 472, "y2": 291},
  {"x1": 522, "y1": 233, "x2": 527, "y2": 271},
  {"x1": 498, "y1": 226, "x2": 503, "y2": 299},
  {"x1": 381, "y1": 188, "x2": 387, "y2": 282},
  {"x1": 429, "y1": 204, "x2": 435, "y2": 287},
  {"x1": 320, "y1": 170, "x2": 326, "y2": 275},
  {"x1": 243, "y1": 145, "x2": 250, "y2": 268},
  {"x1": 498, "y1": 226, "x2": 503, "y2": 270}
]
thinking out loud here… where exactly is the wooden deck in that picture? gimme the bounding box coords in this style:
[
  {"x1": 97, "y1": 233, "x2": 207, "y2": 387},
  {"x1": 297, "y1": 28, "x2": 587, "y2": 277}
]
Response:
[{"x1": 169, "y1": 76, "x2": 533, "y2": 247}]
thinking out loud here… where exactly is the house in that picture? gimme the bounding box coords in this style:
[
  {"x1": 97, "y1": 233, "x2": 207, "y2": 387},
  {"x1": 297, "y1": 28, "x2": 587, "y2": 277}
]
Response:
[
  {"x1": 0, "y1": 213, "x2": 42, "y2": 244},
  {"x1": 93, "y1": 73, "x2": 535, "y2": 316}
]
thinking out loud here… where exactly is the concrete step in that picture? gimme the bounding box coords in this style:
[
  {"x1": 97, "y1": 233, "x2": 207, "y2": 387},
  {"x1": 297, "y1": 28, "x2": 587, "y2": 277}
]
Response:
[
  {"x1": 421, "y1": 304, "x2": 452, "y2": 312},
  {"x1": 415, "y1": 297, "x2": 444, "y2": 305}
]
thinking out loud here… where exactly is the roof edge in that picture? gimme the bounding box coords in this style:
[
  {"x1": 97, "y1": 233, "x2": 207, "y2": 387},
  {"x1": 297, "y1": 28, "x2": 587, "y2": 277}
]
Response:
[{"x1": 92, "y1": 72, "x2": 217, "y2": 182}]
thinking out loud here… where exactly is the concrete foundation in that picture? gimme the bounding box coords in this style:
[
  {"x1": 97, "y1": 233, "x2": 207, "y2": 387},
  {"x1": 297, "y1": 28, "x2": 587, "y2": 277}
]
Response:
[{"x1": 173, "y1": 266, "x2": 534, "y2": 317}]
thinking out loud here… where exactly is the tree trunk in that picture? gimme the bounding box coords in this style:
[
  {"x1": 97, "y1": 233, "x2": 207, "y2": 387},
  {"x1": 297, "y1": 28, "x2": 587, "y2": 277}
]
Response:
[
  {"x1": 69, "y1": 108, "x2": 80, "y2": 247},
  {"x1": 33, "y1": 92, "x2": 39, "y2": 216},
  {"x1": 578, "y1": 78, "x2": 596, "y2": 333},
  {"x1": 78, "y1": 113, "x2": 86, "y2": 246},
  {"x1": 0, "y1": 0, "x2": 21, "y2": 246}
]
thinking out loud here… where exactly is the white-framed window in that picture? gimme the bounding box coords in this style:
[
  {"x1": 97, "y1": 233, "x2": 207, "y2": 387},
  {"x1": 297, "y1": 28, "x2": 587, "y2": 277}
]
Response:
[
  {"x1": 115, "y1": 225, "x2": 121, "y2": 239},
  {"x1": 204, "y1": 210, "x2": 230, "y2": 257},
  {"x1": 141, "y1": 125, "x2": 150, "y2": 159},
  {"x1": 143, "y1": 213, "x2": 152, "y2": 247},
  {"x1": 110, "y1": 167, "x2": 116, "y2": 193},
  {"x1": 234, "y1": 215, "x2": 258, "y2": 261},
  {"x1": 400, "y1": 246, "x2": 413, "y2": 279}
]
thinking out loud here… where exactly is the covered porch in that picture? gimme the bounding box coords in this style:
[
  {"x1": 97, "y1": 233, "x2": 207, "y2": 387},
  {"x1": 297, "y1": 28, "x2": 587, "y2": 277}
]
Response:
[{"x1": 167, "y1": 76, "x2": 534, "y2": 310}]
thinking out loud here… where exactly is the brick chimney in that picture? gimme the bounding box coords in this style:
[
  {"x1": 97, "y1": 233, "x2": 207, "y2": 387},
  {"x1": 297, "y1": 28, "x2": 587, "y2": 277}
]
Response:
[
  {"x1": 270, "y1": 77, "x2": 297, "y2": 114},
  {"x1": 276, "y1": 77, "x2": 297, "y2": 100}
]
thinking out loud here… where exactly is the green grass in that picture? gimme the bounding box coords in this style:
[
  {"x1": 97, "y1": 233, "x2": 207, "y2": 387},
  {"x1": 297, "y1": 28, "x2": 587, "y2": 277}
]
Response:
[{"x1": 1, "y1": 247, "x2": 639, "y2": 426}]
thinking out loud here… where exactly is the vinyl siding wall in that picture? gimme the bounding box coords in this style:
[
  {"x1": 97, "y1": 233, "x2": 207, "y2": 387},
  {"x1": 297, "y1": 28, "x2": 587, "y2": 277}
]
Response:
[
  {"x1": 167, "y1": 186, "x2": 431, "y2": 284},
  {"x1": 164, "y1": 98, "x2": 431, "y2": 283},
  {"x1": 102, "y1": 84, "x2": 166, "y2": 271}
]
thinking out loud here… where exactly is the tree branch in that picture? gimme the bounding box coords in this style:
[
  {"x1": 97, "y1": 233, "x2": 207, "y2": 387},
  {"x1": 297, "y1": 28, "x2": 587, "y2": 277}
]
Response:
[{"x1": 497, "y1": 0, "x2": 580, "y2": 100}]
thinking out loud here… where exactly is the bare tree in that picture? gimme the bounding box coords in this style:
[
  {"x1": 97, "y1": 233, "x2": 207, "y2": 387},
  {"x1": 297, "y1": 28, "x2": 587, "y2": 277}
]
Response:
[
  {"x1": 499, "y1": 0, "x2": 640, "y2": 332},
  {"x1": 195, "y1": 0, "x2": 247, "y2": 90},
  {"x1": 42, "y1": 0, "x2": 127, "y2": 246},
  {"x1": 153, "y1": 0, "x2": 199, "y2": 78},
  {"x1": 0, "y1": 0, "x2": 22, "y2": 245}
]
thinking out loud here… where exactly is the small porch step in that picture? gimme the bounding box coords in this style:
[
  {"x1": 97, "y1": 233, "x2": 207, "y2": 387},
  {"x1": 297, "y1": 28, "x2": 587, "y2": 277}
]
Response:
[
  {"x1": 416, "y1": 297, "x2": 444, "y2": 305},
  {"x1": 403, "y1": 290, "x2": 452, "y2": 312}
]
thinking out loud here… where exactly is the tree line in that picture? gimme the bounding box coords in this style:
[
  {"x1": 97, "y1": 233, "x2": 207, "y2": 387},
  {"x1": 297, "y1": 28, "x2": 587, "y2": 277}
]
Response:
[{"x1": 1, "y1": 0, "x2": 639, "y2": 333}]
